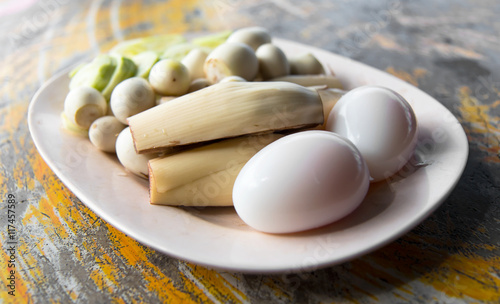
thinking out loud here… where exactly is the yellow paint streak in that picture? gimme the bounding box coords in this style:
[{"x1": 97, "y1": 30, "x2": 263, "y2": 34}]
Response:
[
  {"x1": 186, "y1": 264, "x2": 248, "y2": 303},
  {"x1": 368, "y1": 235, "x2": 500, "y2": 302},
  {"x1": 371, "y1": 34, "x2": 406, "y2": 52},
  {"x1": 263, "y1": 277, "x2": 292, "y2": 300},
  {"x1": 106, "y1": 225, "x2": 203, "y2": 303},
  {"x1": 425, "y1": 255, "x2": 500, "y2": 301},
  {"x1": 386, "y1": 67, "x2": 427, "y2": 87},
  {"x1": 457, "y1": 87, "x2": 500, "y2": 163},
  {"x1": 89, "y1": 252, "x2": 118, "y2": 294},
  {"x1": 432, "y1": 42, "x2": 484, "y2": 60}
]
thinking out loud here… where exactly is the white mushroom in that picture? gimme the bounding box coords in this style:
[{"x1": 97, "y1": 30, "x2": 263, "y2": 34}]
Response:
[
  {"x1": 115, "y1": 127, "x2": 157, "y2": 178},
  {"x1": 88, "y1": 116, "x2": 126, "y2": 153},
  {"x1": 63, "y1": 86, "x2": 107, "y2": 129},
  {"x1": 226, "y1": 27, "x2": 272, "y2": 51},
  {"x1": 219, "y1": 75, "x2": 247, "y2": 83},
  {"x1": 110, "y1": 77, "x2": 156, "y2": 125},
  {"x1": 148, "y1": 59, "x2": 190, "y2": 96},
  {"x1": 187, "y1": 78, "x2": 211, "y2": 93},
  {"x1": 181, "y1": 48, "x2": 209, "y2": 81},
  {"x1": 289, "y1": 53, "x2": 325, "y2": 75},
  {"x1": 256, "y1": 43, "x2": 290, "y2": 80},
  {"x1": 204, "y1": 42, "x2": 258, "y2": 83}
]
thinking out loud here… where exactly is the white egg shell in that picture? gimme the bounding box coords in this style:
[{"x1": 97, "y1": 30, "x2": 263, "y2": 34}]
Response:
[
  {"x1": 233, "y1": 130, "x2": 370, "y2": 234},
  {"x1": 326, "y1": 86, "x2": 418, "y2": 182}
]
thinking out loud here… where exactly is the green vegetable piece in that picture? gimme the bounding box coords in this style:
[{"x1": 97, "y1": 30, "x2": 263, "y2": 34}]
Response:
[
  {"x1": 191, "y1": 30, "x2": 232, "y2": 49},
  {"x1": 101, "y1": 55, "x2": 137, "y2": 101},
  {"x1": 132, "y1": 51, "x2": 159, "y2": 79},
  {"x1": 160, "y1": 43, "x2": 199, "y2": 61},
  {"x1": 108, "y1": 34, "x2": 186, "y2": 57},
  {"x1": 69, "y1": 55, "x2": 117, "y2": 92}
]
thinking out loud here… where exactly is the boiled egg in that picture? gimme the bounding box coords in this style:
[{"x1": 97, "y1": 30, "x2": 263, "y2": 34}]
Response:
[
  {"x1": 233, "y1": 131, "x2": 370, "y2": 234},
  {"x1": 326, "y1": 86, "x2": 418, "y2": 182}
]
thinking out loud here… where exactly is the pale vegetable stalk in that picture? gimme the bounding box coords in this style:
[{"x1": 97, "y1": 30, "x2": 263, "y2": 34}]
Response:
[
  {"x1": 270, "y1": 74, "x2": 343, "y2": 89},
  {"x1": 127, "y1": 81, "x2": 324, "y2": 154},
  {"x1": 149, "y1": 134, "x2": 282, "y2": 206}
]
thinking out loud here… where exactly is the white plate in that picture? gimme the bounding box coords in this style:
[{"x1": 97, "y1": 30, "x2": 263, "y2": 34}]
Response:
[{"x1": 28, "y1": 38, "x2": 468, "y2": 273}]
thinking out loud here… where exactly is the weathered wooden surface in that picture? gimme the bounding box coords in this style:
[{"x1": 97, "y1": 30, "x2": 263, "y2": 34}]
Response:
[{"x1": 1, "y1": 0, "x2": 499, "y2": 303}]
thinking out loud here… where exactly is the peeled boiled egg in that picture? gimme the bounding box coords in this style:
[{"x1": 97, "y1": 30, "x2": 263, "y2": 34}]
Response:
[
  {"x1": 232, "y1": 131, "x2": 370, "y2": 234},
  {"x1": 326, "y1": 86, "x2": 418, "y2": 182}
]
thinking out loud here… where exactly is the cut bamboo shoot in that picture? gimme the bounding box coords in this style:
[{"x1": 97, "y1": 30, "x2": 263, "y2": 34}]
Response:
[
  {"x1": 128, "y1": 81, "x2": 324, "y2": 154},
  {"x1": 270, "y1": 75, "x2": 343, "y2": 89},
  {"x1": 149, "y1": 134, "x2": 282, "y2": 206}
]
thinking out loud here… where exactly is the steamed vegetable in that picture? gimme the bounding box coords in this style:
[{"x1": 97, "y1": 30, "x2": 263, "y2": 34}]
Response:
[
  {"x1": 64, "y1": 86, "x2": 107, "y2": 129},
  {"x1": 204, "y1": 42, "x2": 259, "y2": 83},
  {"x1": 127, "y1": 81, "x2": 325, "y2": 154},
  {"x1": 148, "y1": 59, "x2": 191, "y2": 96},
  {"x1": 89, "y1": 116, "x2": 126, "y2": 152},
  {"x1": 226, "y1": 27, "x2": 272, "y2": 51},
  {"x1": 110, "y1": 77, "x2": 156, "y2": 124}
]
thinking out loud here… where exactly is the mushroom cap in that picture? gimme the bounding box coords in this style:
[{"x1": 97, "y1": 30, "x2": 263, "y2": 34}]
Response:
[
  {"x1": 148, "y1": 59, "x2": 191, "y2": 96},
  {"x1": 226, "y1": 27, "x2": 272, "y2": 51},
  {"x1": 256, "y1": 43, "x2": 290, "y2": 80},
  {"x1": 64, "y1": 86, "x2": 107, "y2": 129},
  {"x1": 110, "y1": 77, "x2": 156, "y2": 124},
  {"x1": 204, "y1": 42, "x2": 258, "y2": 83},
  {"x1": 89, "y1": 116, "x2": 126, "y2": 153},
  {"x1": 115, "y1": 127, "x2": 157, "y2": 178}
]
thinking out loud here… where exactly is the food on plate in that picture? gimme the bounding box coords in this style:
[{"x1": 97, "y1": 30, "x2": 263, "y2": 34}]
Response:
[
  {"x1": 255, "y1": 43, "x2": 290, "y2": 80},
  {"x1": 326, "y1": 85, "x2": 418, "y2": 182},
  {"x1": 314, "y1": 88, "x2": 345, "y2": 129},
  {"x1": 131, "y1": 51, "x2": 159, "y2": 79},
  {"x1": 289, "y1": 52, "x2": 326, "y2": 75},
  {"x1": 270, "y1": 74, "x2": 343, "y2": 89},
  {"x1": 63, "y1": 86, "x2": 107, "y2": 129},
  {"x1": 101, "y1": 55, "x2": 137, "y2": 101},
  {"x1": 148, "y1": 59, "x2": 191, "y2": 96},
  {"x1": 110, "y1": 77, "x2": 156, "y2": 124},
  {"x1": 203, "y1": 42, "x2": 259, "y2": 83},
  {"x1": 181, "y1": 48, "x2": 209, "y2": 81},
  {"x1": 108, "y1": 34, "x2": 186, "y2": 57},
  {"x1": 88, "y1": 116, "x2": 126, "y2": 153},
  {"x1": 189, "y1": 30, "x2": 233, "y2": 49},
  {"x1": 218, "y1": 75, "x2": 247, "y2": 83},
  {"x1": 226, "y1": 26, "x2": 272, "y2": 51},
  {"x1": 60, "y1": 112, "x2": 88, "y2": 136},
  {"x1": 127, "y1": 81, "x2": 324, "y2": 154},
  {"x1": 69, "y1": 54, "x2": 137, "y2": 101},
  {"x1": 57, "y1": 27, "x2": 421, "y2": 233},
  {"x1": 187, "y1": 78, "x2": 211, "y2": 93},
  {"x1": 69, "y1": 54, "x2": 116, "y2": 92},
  {"x1": 149, "y1": 134, "x2": 282, "y2": 206},
  {"x1": 115, "y1": 127, "x2": 159, "y2": 178},
  {"x1": 233, "y1": 131, "x2": 370, "y2": 234}
]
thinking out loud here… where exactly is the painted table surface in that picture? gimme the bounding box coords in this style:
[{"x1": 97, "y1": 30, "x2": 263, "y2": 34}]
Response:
[{"x1": 1, "y1": 0, "x2": 499, "y2": 303}]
